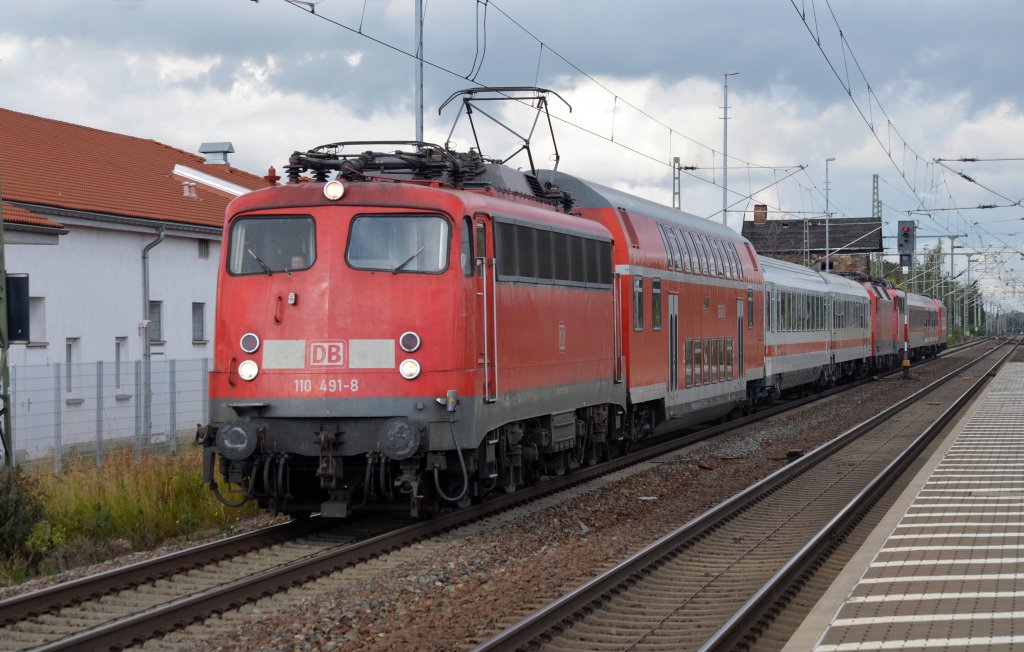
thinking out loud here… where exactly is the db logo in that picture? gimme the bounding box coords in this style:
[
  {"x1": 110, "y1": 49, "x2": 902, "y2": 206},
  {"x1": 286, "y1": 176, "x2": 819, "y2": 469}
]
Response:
[{"x1": 308, "y1": 341, "x2": 345, "y2": 367}]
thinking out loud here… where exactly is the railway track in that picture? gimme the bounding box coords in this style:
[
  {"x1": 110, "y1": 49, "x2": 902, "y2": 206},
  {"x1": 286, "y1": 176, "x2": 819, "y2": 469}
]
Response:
[
  {"x1": 0, "y1": 342, "x2": 988, "y2": 651},
  {"x1": 474, "y1": 339, "x2": 1016, "y2": 651}
]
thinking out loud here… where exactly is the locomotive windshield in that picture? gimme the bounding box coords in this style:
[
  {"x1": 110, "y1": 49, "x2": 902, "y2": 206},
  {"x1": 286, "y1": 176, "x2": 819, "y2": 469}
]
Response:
[
  {"x1": 227, "y1": 215, "x2": 316, "y2": 275},
  {"x1": 346, "y1": 214, "x2": 449, "y2": 274}
]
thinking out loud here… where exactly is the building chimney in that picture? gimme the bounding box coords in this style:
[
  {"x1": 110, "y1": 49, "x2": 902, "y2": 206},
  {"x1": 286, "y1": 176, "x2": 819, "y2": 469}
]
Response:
[
  {"x1": 182, "y1": 181, "x2": 190, "y2": 196},
  {"x1": 754, "y1": 204, "x2": 768, "y2": 226},
  {"x1": 198, "y1": 142, "x2": 235, "y2": 165}
]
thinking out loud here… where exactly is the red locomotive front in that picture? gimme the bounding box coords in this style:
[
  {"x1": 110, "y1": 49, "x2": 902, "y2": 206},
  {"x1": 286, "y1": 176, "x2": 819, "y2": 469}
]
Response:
[{"x1": 199, "y1": 145, "x2": 624, "y2": 517}]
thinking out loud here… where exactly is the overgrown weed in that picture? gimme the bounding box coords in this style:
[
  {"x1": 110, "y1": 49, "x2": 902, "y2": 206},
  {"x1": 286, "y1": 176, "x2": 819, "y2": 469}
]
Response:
[{"x1": 1, "y1": 448, "x2": 259, "y2": 586}]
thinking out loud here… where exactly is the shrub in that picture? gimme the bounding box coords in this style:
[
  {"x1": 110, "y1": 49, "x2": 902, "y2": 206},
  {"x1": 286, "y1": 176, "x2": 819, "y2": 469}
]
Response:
[{"x1": 0, "y1": 467, "x2": 46, "y2": 566}]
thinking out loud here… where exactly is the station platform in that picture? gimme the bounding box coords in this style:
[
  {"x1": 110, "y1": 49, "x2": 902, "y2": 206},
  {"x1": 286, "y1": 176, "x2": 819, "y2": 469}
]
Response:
[{"x1": 784, "y1": 361, "x2": 1024, "y2": 651}]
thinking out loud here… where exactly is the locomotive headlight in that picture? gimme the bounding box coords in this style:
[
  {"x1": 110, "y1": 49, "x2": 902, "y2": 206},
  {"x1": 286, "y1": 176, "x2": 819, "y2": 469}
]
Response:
[
  {"x1": 323, "y1": 180, "x2": 345, "y2": 201},
  {"x1": 398, "y1": 358, "x2": 421, "y2": 380},
  {"x1": 399, "y1": 331, "x2": 421, "y2": 353},
  {"x1": 240, "y1": 332, "x2": 260, "y2": 354},
  {"x1": 238, "y1": 359, "x2": 260, "y2": 381}
]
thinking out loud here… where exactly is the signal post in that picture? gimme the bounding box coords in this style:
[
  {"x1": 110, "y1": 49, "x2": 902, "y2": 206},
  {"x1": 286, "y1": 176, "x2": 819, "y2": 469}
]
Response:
[{"x1": 897, "y1": 220, "x2": 916, "y2": 378}]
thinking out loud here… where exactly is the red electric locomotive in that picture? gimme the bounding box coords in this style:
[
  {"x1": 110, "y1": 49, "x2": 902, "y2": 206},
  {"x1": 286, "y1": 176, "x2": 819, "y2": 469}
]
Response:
[
  {"x1": 888, "y1": 288, "x2": 946, "y2": 360},
  {"x1": 199, "y1": 143, "x2": 631, "y2": 517}
]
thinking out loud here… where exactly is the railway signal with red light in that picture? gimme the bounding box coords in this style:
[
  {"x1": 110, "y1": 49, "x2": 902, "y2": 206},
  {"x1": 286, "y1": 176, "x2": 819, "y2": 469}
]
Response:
[{"x1": 897, "y1": 220, "x2": 916, "y2": 254}]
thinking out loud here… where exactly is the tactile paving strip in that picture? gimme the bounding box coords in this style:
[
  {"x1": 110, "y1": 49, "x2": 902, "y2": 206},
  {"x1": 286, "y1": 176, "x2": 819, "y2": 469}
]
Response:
[{"x1": 813, "y1": 363, "x2": 1024, "y2": 651}]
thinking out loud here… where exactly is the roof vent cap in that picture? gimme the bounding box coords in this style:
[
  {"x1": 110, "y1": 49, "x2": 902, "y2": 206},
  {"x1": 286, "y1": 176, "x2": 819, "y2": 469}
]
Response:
[{"x1": 199, "y1": 142, "x2": 235, "y2": 165}]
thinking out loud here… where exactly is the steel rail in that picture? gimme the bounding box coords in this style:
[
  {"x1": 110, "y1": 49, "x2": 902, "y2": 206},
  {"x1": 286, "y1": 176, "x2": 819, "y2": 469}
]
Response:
[
  {"x1": 0, "y1": 519, "x2": 315, "y2": 625},
  {"x1": 471, "y1": 340, "x2": 1007, "y2": 651},
  {"x1": 700, "y1": 338, "x2": 1019, "y2": 651}
]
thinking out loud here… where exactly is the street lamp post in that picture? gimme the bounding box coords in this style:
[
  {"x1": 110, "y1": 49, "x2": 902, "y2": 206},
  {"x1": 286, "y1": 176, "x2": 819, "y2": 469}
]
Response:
[
  {"x1": 824, "y1": 157, "x2": 835, "y2": 269},
  {"x1": 963, "y1": 254, "x2": 984, "y2": 338},
  {"x1": 722, "y1": 71, "x2": 738, "y2": 226}
]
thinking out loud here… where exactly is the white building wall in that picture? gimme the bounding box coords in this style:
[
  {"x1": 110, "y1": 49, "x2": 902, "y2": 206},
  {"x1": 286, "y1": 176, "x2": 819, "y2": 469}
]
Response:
[
  {"x1": 5, "y1": 218, "x2": 221, "y2": 367},
  {"x1": 2, "y1": 217, "x2": 223, "y2": 462}
]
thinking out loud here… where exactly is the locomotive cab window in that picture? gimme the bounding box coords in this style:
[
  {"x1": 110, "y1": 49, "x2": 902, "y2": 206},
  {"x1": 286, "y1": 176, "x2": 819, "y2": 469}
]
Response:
[
  {"x1": 347, "y1": 213, "x2": 450, "y2": 274},
  {"x1": 460, "y1": 217, "x2": 474, "y2": 276},
  {"x1": 228, "y1": 215, "x2": 316, "y2": 275}
]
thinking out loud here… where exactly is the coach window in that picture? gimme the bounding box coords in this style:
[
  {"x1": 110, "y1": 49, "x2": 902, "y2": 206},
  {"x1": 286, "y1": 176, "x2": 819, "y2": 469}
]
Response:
[
  {"x1": 684, "y1": 338, "x2": 693, "y2": 387},
  {"x1": 710, "y1": 338, "x2": 718, "y2": 383},
  {"x1": 719, "y1": 337, "x2": 726, "y2": 380},
  {"x1": 722, "y1": 242, "x2": 736, "y2": 278},
  {"x1": 703, "y1": 337, "x2": 711, "y2": 384},
  {"x1": 722, "y1": 240, "x2": 734, "y2": 278},
  {"x1": 730, "y1": 244, "x2": 744, "y2": 279},
  {"x1": 347, "y1": 214, "x2": 449, "y2": 273},
  {"x1": 680, "y1": 230, "x2": 695, "y2": 273},
  {"x1": 699, "y1": 235, "x2": 714, "y2": 275},
  {"x1": 747, "y1": 289, "x2": 755, "y2": 329},
  {"x1": 714, "y1": 240, "x2": 728, "y2": 278},
  {"x1": 633, "y1": 277, "x2": 644, "y2": 331},
  {"x1": 666, "y1": 230, "x2": 683, "y2": 272},
  {"x1": 721, "y1": 241, "x2": 734, "y2": 278},
  {"x1": 652, "y1": 278, "x2": 662, "y2": 331},
  {"x1": 706, "y1": 238, "x2": 719, "y2": 275},
  {"x1": 726, "y1": 338, "x2": 734, "y2": 379},
  {"x1": 228, "y1": 215, "x2": 316, "y2": 275},
  {"x1": 710, "y1": 240, "x2": 725, "y2": 277},
  {"x1": 694, "y1": 338, "x2": 703, "y2": 385},
  {"x1": 688, "y1": 232, "x2": 705, "y2": 274},
  {"x1": 658, "y1": 225, "x2": 678, "y2": 272}
]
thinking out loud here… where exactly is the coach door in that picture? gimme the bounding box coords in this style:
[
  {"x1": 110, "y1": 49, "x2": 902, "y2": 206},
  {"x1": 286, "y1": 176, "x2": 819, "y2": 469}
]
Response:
[
  {"x1": 736, "y1": 298, "x2": 745, "y2": 377},
  {"x1": 668, "y1": 293, "x2": 679, "y2": 390},
  {"x1": 475, "y1": 214, "x2": 498, "y2": 403}
]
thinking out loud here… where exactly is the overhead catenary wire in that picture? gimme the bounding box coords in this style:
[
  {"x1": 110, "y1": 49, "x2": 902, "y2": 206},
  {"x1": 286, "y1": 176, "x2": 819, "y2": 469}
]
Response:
[
  {"x1": 788, "y1": 0, "x2": 933, "y2": 210},
  {"x1": 272, "y1": 0, "x2": 800, "y2": 214}
]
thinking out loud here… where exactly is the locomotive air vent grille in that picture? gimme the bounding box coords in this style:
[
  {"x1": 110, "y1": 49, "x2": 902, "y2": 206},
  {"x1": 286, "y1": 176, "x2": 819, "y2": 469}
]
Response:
[{"x1": 523, "y1": 173, "x2": 545, "y2": 197}]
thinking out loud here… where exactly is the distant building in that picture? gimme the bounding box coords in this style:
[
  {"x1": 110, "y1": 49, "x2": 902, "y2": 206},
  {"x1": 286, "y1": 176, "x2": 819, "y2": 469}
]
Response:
[
  {"x1": 0, "y1": 107, "x2": 271, "y2": 460},
  {"x1": 741, "y1": 204, "x2": 882, "y2": 273}
]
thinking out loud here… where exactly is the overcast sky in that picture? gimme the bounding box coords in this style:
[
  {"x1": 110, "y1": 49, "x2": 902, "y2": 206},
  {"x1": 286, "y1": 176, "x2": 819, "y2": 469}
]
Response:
[{"x1": 3, "y1": 0, "x2": 1023, "y2": 309}]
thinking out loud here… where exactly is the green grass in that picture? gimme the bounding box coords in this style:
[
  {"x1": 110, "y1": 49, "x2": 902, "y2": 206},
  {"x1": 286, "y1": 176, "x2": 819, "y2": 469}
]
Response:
[{"x1": 1, "y1": 447, "x2": 260, "y2": 585}]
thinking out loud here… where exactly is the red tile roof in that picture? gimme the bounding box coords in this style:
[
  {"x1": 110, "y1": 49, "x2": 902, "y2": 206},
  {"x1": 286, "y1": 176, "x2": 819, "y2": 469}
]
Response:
[
  {"x1": 0, "y1": 201, "x2": 64, "y2": 230},
  {"x1": 0, "y1": 107, "x2": 271, "y2": 229}
]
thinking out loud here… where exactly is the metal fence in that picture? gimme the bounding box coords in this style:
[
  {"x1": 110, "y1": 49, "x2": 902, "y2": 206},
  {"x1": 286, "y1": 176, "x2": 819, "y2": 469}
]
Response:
[{"x1": 9, "y1": 358, "x2": 210, "y2": 471}]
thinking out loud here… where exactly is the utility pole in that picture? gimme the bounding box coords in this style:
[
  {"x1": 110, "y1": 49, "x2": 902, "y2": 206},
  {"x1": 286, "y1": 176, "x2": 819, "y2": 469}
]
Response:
[
  {"x1": 824, "y1": 158, "x2": 835, "y2": 269},
  {"x1": 414, "y1": 0, "x2": 424, "y2": 144},
  {"x1": 671, "y1": 158, "x2": 695, "y2": 210},
  {"x1": 872, "y1": 175, "x2": 882, "y2": 276},
  {"x1": 722, "y1": 72, "x2": 738, "y2": 226},
  {"x1": 672, "y1": 157, "x2": 681, "y2": 210},
  {"x1": 0, "y1": 169, "x2": 11, "y2": 471}
]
